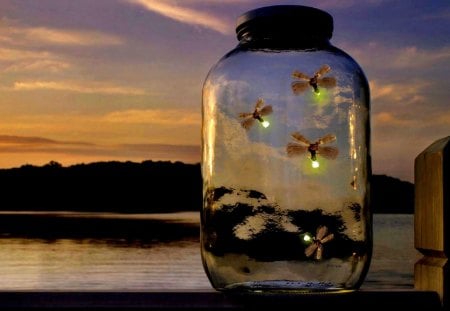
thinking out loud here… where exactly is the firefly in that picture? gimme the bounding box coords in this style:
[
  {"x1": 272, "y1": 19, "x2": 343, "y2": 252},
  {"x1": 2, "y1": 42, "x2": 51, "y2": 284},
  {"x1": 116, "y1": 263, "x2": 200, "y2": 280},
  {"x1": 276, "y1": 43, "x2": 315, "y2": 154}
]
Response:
[
  {"x1": 286, "y1": 132, "x2": 339, "y2": 167},
  {"x1": 305, "y1": 226, "x2": 335, "y2": 260},
  {"x1": 239, "y1": 98, "x2": 273, "y2": 130},
  {"x1": 291, "y1": 64, "x2": 336, "y2": 95}
]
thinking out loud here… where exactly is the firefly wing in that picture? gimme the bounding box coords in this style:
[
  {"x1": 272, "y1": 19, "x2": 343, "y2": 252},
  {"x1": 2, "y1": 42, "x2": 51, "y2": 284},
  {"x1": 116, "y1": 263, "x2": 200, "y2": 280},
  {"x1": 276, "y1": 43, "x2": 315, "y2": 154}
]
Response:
[
  {"x1": 292, "y1": 70, "x2": 310, "y2": 80},
  {"x1": 286, "y1": 143, "x2": 308, "y2": 157},
  {"x1": 238, "y1": 112, "x2": 253, "y2": 118},
  {"x1": 259, "y1": 105, "x2": 273, "y2": 116},
  {"x1": 315, "y1": 244, "x2": 323, "y2": 260},
  {"x1": 291, "y1": 132, "x2": 311, "y2": 145},
  {"x1": 320, "y1": 233, "x2": 334, "y2": 244},
  {"x1": 316, "y1": 226, "x2": 328, "y2": 240},
  {"x1": 317, "y1": 77, "x2": 337, "y2": 88},
  {"x1": 317, "y1": 134, "x2": 336, "y2": 145},
  {"x1": 254, "y1": 98, "x2": 264, "y2": 111},
  {"x1": 241, "y1": 117, "x2": 255, "y2": 130},
  {"x1": 305, "y1": 243, "x2": 318, "y2": 258},
  {"x1": 315, "y1": 64, "x2": 331, "y2": 77},
  {"x1": 291, "y1": 81, "x2": 310, "y2": 94},
  {"x1": 318, "y1": 146, "x2": 339, "y2": 159}
]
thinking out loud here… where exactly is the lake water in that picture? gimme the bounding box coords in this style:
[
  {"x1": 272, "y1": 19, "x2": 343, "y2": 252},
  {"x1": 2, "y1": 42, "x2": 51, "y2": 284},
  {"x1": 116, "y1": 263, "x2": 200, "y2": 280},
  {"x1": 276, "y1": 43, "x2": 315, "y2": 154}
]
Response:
[{"x1": 0, "y1": 212, "x2": 419, "y2": 291}]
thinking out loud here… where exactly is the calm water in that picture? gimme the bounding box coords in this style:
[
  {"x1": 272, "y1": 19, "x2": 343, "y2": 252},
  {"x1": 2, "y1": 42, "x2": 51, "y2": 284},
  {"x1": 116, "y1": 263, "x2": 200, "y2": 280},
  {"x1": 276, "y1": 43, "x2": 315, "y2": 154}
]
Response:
[{"x1": 0, "y1": 212, "x2": 419, "y2": 291}]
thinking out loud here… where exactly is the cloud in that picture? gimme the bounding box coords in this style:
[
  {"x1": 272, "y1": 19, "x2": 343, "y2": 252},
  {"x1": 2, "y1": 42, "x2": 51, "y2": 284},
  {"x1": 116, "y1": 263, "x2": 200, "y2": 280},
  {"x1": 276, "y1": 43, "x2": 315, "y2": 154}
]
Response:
[
  {"x1": 348, "y1": 42, "x2": 450, "y2": 71},
  {"x1": 13, "y1": 81, "x2": 146, "y2": 95},
  {"x1": 0, "y1": 47, "x2": 52, "y2": 61},
  {"x1": 127, "y1": 0, "x2": 231, "y2": 35},
  {"x1": 301, "y1": 0, "x2": 386, "y2": 9},
  {"x1": 0, "y1": 21, "x2": 123, "y2": 74},
  {"x1": 391, "y1": 46, "x2": 450, "y2": 69},
  {"x1": 373, "y1": 112, "x2": 415, "y2": 127},
  {"x1": 1, "y1": 24, "x2": 123, "y2": 46},
  {"x1": 0, "y1": 134, "x2": 200, "y2": 167},
  {"x1": 0, "y1": 134, "x2": 95, "y2": 154},
  {"x1": 0, "y1": 47, "x2": 71, "y2": 73},
  {"x1": 0, "y1": 109, "x2": 201, "y2": 149},
  {"x1": 0, "y1": 135, "x2": 64, "y2": 145},
  {"x1": 6, "y1": 59, "x2": 70, "y2": 73},
  {"x1": 367, "y1": 77, "x2": 449, "y2": 182},
  {"x1": 103, "y1": 108, "x2": 200, "y2": 125},
  {"x1": 370, "y1": 80, "x2": 428, "y2": 104}
]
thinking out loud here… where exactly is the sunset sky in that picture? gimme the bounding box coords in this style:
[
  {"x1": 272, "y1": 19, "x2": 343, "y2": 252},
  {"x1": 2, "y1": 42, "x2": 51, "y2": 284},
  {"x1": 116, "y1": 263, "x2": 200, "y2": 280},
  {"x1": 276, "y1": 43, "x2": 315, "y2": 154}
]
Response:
[{"x1": 0, "y1": 0, "x2": 449, "y2": 182}]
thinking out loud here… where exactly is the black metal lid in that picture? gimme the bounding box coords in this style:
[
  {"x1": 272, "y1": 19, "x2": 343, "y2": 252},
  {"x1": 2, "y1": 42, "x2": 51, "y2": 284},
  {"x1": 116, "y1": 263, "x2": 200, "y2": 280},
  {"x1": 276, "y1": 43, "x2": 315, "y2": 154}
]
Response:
[{"x1": 236, "y1": 5, "x2": 333, "y2": 41}]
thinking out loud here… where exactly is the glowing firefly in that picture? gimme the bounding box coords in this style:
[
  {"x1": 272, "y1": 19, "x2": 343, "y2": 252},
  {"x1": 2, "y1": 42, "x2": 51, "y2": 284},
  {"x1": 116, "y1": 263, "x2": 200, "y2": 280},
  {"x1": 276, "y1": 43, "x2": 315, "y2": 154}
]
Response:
[
  {"x1": 305, "y1": 225, "x2": 334, "y2": 260},
  {"x1": 291, "y1": 64, "x2": 337, "y2": 95},
  {"x1": 239, "y1": 98, "x2": 273, "y2": 130},
  {"x1": 300, "y1": 232, "x2": 313, "y2": 244},
  {"x1": 286, "y1": 132, "x2": 339, "y2": 168}
]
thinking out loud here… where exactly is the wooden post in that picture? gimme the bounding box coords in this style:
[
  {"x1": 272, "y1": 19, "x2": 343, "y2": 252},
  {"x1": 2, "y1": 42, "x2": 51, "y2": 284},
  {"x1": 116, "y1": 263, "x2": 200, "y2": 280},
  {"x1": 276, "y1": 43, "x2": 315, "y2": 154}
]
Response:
[{"x1": 415, "y1": 136, "x2": 450, "y2": 307}]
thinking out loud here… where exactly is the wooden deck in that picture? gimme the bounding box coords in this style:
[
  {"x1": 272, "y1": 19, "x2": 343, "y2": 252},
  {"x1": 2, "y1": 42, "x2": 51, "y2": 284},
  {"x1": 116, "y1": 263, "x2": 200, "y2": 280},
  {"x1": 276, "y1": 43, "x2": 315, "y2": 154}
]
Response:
[{"x1": 0, "y1": 290, "x2": 442, "y2": 310}]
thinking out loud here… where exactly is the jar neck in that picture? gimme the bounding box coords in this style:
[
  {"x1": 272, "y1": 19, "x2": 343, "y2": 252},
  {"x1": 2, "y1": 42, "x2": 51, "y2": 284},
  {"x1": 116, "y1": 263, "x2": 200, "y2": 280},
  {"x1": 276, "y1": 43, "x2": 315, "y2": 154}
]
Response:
[{"x1": 238, "y1": 33, "x2": 331, "y2": 50}]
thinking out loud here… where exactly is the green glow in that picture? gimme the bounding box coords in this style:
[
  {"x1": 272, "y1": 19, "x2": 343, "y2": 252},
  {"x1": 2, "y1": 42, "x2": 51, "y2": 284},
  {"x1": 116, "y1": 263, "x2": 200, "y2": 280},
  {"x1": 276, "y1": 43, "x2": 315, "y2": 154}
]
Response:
[
  {"x1": 312, "y1": 160, "x2": 320, "y2": 168},
  {"x1": 300, "y1": 233, "x2": 313, "y2": 246},
  {"x1": 261, "y1": 120, "x2": 270, "y2": 128},
  {"x1": 310, "y1": 88, "x2": 329, "y2": 106}
]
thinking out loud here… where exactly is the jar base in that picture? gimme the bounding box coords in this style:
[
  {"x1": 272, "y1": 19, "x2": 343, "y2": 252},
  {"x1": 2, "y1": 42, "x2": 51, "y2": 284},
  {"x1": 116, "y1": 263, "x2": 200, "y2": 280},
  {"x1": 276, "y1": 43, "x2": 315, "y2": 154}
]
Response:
[{"x1": 221, "y1": 280, "x2": 354, "y2": 293}]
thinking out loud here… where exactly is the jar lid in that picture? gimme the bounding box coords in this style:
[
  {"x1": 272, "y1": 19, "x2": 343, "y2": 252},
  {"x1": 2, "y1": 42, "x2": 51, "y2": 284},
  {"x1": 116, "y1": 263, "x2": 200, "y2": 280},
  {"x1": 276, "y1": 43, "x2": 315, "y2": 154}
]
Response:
[{"x1": 236, "y1": 5, "x2": 333, "y2": 41}]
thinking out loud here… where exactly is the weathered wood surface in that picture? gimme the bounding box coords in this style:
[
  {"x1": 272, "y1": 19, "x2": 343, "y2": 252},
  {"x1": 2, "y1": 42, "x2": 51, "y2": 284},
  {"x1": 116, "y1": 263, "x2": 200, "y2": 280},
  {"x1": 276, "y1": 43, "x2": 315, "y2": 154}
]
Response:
[
  {"x1": 415, "y1": 136, "x2": 450, "y2": 307},
  {"x1": 0, "y1": 291, "x2": 442, "y2": 310}
]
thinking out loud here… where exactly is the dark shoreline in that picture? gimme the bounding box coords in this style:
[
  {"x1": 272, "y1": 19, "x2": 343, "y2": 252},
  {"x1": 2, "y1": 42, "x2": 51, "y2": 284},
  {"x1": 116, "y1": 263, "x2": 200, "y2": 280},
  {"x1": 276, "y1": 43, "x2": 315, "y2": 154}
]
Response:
[
  {"x1": 0, "y1": 161, "x2": 413, "y2": 214},
  {"x1": 0, "y1": 213, "x2": 200, "y2": 241}
]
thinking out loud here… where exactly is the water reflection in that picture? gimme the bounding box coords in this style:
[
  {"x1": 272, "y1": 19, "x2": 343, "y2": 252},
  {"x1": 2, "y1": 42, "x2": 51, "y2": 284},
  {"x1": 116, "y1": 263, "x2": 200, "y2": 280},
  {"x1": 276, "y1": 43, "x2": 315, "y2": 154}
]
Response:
[
  {"x1": 0, "y1": 211, "x2": 200, "y2": 242},
  {"x1": 0, "y1": 212, "x2": 419, "y2": 291}
]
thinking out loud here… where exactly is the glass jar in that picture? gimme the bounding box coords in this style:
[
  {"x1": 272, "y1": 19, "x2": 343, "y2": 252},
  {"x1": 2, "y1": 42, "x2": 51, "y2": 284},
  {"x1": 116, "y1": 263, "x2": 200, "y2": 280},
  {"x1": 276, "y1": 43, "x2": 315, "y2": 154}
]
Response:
[{"x1": 201, "y1": 5, "x2": 371, "y2": 292}]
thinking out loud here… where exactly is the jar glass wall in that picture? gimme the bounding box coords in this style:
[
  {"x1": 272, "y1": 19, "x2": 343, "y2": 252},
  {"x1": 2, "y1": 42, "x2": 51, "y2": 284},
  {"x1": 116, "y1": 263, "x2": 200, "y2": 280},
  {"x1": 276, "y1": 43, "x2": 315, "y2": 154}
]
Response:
[{"x1": 201, "y1": 5, "x2": 371, "y2": 292}]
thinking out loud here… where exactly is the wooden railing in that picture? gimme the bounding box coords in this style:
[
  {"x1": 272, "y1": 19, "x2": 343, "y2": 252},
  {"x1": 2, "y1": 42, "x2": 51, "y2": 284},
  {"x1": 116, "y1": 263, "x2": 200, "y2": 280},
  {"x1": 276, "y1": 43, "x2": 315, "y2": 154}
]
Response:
[
  {"x1": 415, "y1": 135, "x2": 450, "y2": 308},
  {"x1": 0, "y1": 136, "x2": 448, "y2": 310}
]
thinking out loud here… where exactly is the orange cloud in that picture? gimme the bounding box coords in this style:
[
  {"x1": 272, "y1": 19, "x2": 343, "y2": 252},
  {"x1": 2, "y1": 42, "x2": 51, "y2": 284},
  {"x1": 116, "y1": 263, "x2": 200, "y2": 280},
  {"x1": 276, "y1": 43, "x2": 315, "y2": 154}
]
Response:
[
  {"x1": 13, "y1": 81, "x2": 146, "y2": 95},
  {"x1": 0, "y1": 47, "x2": 71, "y2": 72},
  {"x1": 392, "y1": 46, "x2": 450, "y2": 69},
  {"x1": 0, "y1": 134, "x2": 200, "y2": 168},
  {"x1": 348, "y1": 42, "x2": 450, "y2": 71},
  {"x1": 370, "y1": 80, "x2": 427, "y2": 104},
  {"x1": 0, "y1": 110, "x2": 201, "y2": 146},
  {"x1": 103, "y1": 108, "x2": 200, "y2": 125},
  {"x1": 0, "y1": 24, "x2": 123, "y2": 46},
  {"x1": 127, "y1": 0, "x2": 231, "y2": 34},
  {"x1": 373, "y1": 112, "x2": 414, "y2": 126}
]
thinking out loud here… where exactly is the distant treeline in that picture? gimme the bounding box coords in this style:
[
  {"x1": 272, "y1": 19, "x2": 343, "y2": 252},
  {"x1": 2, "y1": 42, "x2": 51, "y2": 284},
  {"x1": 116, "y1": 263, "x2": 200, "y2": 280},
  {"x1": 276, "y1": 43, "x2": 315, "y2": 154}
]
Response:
[
  {"x1": 0, "y1": 160, "x2": 202, "y2": 213},
  {"x1": 0, "y1": 161, "x2": 413, "y2": 213},
  {"x1": 371, "y1": 174, "x2": 414, "y2": 214}
]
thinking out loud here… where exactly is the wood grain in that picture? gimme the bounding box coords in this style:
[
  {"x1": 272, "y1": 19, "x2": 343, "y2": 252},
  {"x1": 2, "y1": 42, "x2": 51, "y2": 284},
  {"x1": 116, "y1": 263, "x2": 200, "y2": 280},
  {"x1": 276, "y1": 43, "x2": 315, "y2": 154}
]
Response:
[{"x1": 414, "y1": 136, "x2": 450, "y2": 307}]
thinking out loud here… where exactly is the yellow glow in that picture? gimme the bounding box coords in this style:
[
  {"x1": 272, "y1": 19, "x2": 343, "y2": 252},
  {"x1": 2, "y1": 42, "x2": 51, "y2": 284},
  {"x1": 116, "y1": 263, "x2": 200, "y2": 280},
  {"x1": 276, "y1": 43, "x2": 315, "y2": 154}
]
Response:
[
  {"x1": 303, "y1": 234, "x2": 312, "y2": 242},
  {"x1": 312, "y1": 160, "x2": 320, "y2": 168},
  {"x1": 261, "y1": 120, "x2": 270, "y2": 128}
]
